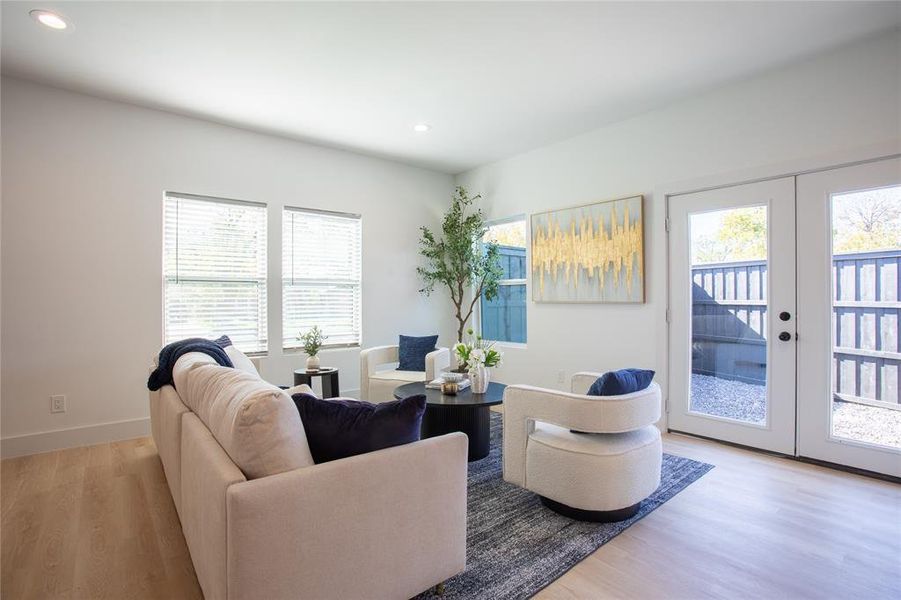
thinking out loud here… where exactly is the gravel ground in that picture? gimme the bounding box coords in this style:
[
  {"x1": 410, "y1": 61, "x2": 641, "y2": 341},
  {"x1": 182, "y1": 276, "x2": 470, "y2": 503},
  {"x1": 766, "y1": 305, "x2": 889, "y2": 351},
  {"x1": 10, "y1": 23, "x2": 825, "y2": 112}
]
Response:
[
  {"x1": 690, "y1": 374, "x2": 766, "y2": 425},
  {"x1": 832, "y1": 401, "x2": 901, "y2": 448},
  {"x1": 690, "y1": 373, "x2": 901, "y2": 448}
]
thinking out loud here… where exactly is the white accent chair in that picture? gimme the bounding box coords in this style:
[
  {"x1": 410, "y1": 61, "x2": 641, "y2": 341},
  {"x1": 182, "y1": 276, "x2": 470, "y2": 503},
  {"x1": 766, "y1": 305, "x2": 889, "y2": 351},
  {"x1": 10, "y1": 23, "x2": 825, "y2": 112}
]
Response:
[
  {"x1": 503, "y1": 371, "x2": 662, "y2": 522},
  {"x1": 360, "y1": 344, "x2": 451, "y2": 403}
]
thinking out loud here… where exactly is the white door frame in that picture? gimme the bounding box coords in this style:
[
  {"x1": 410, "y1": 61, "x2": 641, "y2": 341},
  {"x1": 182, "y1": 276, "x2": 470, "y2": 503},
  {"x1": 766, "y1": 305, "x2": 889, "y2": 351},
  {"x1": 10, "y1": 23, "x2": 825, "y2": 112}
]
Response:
[{"x1": 656, "y1": 141, "x2": 900, "y2": 435}]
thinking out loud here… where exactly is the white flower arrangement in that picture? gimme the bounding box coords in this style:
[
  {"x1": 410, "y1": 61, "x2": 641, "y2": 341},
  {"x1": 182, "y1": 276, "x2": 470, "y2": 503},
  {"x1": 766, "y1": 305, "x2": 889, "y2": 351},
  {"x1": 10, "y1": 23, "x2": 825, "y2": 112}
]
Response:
[{"x1": 454, "y1": 328, "x2": 503, "y2": 371}]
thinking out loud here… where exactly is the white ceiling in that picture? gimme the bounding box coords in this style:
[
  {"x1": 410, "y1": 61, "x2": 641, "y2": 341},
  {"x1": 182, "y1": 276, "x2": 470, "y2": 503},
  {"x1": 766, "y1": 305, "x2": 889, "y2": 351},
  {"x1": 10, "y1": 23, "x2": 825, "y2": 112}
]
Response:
[{"x1": 2, "y1": 2, "x2": 899, "y2": 174}]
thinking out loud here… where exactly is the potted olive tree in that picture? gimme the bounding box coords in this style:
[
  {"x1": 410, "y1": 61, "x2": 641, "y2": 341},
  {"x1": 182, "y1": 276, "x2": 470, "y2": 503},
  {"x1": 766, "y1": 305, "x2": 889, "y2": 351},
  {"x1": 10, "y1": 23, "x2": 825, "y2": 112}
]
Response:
[{"x1": 417, "y1": 186, "x2": 503, "y2": 348}]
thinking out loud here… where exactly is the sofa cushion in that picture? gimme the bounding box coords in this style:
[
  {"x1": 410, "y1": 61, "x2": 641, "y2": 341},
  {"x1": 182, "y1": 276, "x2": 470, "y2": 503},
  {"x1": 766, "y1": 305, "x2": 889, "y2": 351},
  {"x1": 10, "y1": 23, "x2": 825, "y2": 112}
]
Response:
[
  {"x1": 213, "y1": 335, "x2": 261, "y2": 377},
  {"x1": 225, "y1": 346, "x2": 259, "y2": 377},
  {"x1": 172, "y1": 352, "x2": 218, "y2": 394},
  {"x1": 397, "y1": 334, "x2": 438, "y2": 371},
  {"x1": 284, "y1": 383, "x2": 316, "y2": 397},
  {"x1": 292, "y1": 393, "x2": 427, "y2": 463},
  {"x1": 149, "y1": 339, "x2": 233, "y2": 391},
  {"x1": 369, "y1": 369, "x2": 429, "y2": 383},
  {"x1": 588, "y1": 369, "x2": 655, "y2": 396},
  {"x1": 180, "y1": 364, "x2": 314, "y2": 478}
]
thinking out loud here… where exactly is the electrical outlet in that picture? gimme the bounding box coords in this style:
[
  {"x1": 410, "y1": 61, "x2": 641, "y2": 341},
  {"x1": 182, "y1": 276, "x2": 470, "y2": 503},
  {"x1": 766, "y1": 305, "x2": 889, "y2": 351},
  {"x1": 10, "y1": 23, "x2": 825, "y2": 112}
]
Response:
[
  {"x1": 50, "y1": 395, "x2": 66, "y2": 414},
  {"x1": 556, "y1": 370, "x2": 566, "y2": 384}
]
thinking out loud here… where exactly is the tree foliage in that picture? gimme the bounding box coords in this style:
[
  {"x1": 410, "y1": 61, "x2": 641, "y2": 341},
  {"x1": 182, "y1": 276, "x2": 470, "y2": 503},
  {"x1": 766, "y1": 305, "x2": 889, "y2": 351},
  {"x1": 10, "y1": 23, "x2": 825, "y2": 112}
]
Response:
[
  {"x1": 484, "y1": 220, "x2": 527, "y2": 248},
  {"x1": 692, "y1": 187, "x2": 901, "y2": 263},
  {"x1": 833, "y1": 189, "x2": 901, "y2": 253},
  {"x1": 417, "y1": 186, "x2": 503, "y2": 342},
  {"x1": 694, "y1": 206, "x2": 767, "y2": 264}
]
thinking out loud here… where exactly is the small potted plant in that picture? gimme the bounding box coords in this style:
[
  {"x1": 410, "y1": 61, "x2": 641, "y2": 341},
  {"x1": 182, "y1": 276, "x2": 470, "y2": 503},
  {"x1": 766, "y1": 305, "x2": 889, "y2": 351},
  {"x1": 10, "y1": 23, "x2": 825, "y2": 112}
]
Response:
[
  {"x1": 298, "y1": 326, "x2": 327, "y2": 371},
  {"x1": 454, "y1": 328, "x2": 503, "y2": 393}
]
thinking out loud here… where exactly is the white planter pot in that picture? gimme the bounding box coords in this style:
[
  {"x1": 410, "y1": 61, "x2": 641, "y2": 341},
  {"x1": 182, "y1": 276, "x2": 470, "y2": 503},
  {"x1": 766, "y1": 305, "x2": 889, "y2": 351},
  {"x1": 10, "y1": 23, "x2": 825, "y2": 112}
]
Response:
[
  {"x1": 469, "y1": 366, "x2": 490, "y2": 394},
  {"x1": 306, "y1": 355, "x2": 320, "y2": 371}
]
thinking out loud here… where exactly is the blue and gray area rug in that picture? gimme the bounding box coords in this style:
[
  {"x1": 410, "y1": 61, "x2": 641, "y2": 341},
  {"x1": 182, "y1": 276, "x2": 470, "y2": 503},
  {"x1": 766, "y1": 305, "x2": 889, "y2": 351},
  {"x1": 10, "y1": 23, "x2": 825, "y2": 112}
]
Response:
[{"x1": 419, "y1": 412, "x2": 713, "y2": 599}]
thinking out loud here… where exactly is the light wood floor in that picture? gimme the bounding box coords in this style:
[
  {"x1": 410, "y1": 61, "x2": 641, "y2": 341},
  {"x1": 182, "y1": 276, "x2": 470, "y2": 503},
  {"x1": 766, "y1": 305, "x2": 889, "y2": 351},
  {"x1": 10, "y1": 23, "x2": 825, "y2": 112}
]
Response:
[{"x1": 2, "y1": 434, "x2": 899, "y2": 600}]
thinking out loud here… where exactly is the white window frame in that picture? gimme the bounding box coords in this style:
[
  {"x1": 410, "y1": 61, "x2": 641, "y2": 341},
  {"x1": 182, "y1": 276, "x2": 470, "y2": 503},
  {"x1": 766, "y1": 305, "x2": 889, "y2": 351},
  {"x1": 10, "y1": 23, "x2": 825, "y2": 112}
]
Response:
[
  {"x1": 163, "y1": 191, "x2": 268, "y2": 355},
  {"x1": 282, "y1": 206, "x2": 363, "y2": 350},
  {"x1": 477, "y1": 214, "x2": 528, "y2": 348}
]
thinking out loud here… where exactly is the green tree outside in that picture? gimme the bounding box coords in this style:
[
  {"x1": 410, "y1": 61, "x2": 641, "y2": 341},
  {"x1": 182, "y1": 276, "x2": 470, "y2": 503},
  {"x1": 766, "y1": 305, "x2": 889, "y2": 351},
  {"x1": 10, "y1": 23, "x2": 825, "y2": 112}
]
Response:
[
  {"x1": 693, "y1": 206, "x2": 767, "y2": 264},
  {"x1": 691, "y1": 186, "x2": 901, "y2": 264}
]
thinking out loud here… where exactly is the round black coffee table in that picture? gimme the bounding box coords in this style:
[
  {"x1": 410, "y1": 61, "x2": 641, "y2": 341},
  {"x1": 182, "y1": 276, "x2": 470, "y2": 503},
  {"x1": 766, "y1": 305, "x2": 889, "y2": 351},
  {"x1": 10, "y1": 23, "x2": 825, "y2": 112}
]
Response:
[{"x1": 394, "y1": 381, "x2": 505, "y2": 461}]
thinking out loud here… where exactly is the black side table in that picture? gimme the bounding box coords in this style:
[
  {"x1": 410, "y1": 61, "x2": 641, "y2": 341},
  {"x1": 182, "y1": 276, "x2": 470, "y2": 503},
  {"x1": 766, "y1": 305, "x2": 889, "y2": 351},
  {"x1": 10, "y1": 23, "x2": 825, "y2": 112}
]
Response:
[{"x1": 293, "y1": 368, "x2": 340, "y2": 398}]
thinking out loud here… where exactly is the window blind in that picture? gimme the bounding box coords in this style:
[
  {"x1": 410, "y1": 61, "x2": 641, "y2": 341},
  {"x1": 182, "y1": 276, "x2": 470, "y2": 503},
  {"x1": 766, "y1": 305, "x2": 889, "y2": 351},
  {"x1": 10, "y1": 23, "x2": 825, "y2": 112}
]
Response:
[
  {"x1": 283, "y1": 207, "x2": 362, "y2": 348},
  {"x1": 164, "y1": 193, "x2": 268, "y2": 353}
]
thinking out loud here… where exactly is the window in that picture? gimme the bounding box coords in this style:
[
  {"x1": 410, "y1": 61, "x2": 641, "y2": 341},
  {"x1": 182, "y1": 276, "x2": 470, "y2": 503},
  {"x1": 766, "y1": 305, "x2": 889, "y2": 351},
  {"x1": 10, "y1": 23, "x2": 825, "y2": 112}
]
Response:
[
  {"x1": 163, "y1": 193, "x2": 268, "y2": 353},
  {"x1": 481, "y1": 217, "x2": 527, "y2": 343},
  {"x1": 283, "y1": 207, "x2": 362, "y2": 348}
]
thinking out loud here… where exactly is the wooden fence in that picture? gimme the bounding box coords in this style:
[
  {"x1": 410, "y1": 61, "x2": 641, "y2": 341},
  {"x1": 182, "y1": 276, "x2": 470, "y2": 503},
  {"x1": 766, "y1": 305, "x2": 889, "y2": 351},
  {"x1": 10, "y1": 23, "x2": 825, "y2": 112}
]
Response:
[
  {"x1": 692, "y1": 250, "x2": 901, "y2": 409},
  {"x1": 481, "y1": 245, "x2": 527, "y2": 343}
]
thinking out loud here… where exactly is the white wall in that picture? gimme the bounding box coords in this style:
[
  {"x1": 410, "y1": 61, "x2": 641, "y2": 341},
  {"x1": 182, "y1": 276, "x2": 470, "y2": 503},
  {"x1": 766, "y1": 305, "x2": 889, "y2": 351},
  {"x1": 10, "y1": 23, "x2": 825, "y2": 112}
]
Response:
[
  {"x1": 456, "y1": 31, "x2": 901, "y2": 396},
  {"x1": 1, "y1": 77, "x2": 455, "y2": 455}
]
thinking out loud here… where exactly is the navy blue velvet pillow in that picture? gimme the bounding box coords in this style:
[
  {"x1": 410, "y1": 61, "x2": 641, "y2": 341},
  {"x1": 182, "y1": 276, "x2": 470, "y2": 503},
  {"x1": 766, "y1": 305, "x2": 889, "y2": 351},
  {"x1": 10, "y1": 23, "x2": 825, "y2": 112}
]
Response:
[
  {"x1": 588, "y1": 369, "x2": 655, "y2": 396},
  {"x1": 292, "y1": 393, "x2": 427, "y2": 463},
  {"x1": 397, "y1": 334, "x2": 438, "y2": 371}
]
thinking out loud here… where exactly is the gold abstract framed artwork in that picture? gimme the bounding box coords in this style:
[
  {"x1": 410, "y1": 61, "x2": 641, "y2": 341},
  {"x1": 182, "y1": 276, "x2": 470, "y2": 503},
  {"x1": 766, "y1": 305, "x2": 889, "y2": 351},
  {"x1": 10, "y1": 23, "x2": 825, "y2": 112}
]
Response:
[{"x1": 531, "y1": 195, "x2": 644, "y2": 303}]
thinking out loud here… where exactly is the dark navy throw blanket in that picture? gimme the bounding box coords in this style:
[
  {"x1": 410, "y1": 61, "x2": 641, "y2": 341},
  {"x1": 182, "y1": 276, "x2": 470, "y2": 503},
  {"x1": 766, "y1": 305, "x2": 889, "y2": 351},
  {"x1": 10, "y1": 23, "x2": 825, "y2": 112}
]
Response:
[{"x1": 147, "y1": 337, "x2": 233, "y2": 391}]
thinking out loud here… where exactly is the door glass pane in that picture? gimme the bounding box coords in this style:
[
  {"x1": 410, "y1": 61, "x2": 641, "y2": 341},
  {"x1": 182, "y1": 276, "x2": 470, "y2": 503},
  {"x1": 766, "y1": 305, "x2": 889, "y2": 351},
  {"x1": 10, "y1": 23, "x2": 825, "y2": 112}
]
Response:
[
  {"x1": 689, "y1": 206, "x2": 768, "y2": 424},
  {"x1": 831, "y1": 185, "x2": 901, "y2": 449}
]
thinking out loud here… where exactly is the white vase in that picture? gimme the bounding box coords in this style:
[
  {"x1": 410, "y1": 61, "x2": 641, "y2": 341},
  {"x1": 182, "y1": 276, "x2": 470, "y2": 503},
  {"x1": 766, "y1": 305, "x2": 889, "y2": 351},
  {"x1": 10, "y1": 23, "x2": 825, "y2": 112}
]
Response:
[
  {"x1": 306, "y1": 355, "x2": 320, "y2": 371},
  {"x1": 469, "y1": 366, "x2": 490, "y2": 394}
]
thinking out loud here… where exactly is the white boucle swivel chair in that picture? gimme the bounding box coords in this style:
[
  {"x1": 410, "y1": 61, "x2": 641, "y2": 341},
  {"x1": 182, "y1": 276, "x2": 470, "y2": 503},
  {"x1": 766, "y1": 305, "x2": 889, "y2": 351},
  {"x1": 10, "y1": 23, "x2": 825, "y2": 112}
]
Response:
[
  {"x1": 503, "y1": 372, "x2": 662, "y2": 522},
  {"x1": 360, "y1": 344, "x2": 451, "y2": 403}
]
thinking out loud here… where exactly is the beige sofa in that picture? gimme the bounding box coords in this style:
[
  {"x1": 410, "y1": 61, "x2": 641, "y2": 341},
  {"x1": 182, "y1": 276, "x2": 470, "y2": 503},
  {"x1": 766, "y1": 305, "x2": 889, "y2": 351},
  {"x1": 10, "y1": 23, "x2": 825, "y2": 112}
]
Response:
[{"x1": 149, "y1": 352, "x2": 468, "y2": 600}]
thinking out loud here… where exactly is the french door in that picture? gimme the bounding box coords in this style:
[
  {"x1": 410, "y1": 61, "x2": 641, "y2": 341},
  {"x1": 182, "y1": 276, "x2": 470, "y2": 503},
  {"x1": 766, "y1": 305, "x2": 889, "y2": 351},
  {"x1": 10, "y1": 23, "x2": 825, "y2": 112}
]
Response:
[
  {"x1": 669, "y1": 157, "x2": 901, "y2": 478},
  {"x1": 797, "y1": 158, "x2": 901, "y2": 477},
  {"x1": 668, "y1": 177, "x2": 797, "y2": 454}
]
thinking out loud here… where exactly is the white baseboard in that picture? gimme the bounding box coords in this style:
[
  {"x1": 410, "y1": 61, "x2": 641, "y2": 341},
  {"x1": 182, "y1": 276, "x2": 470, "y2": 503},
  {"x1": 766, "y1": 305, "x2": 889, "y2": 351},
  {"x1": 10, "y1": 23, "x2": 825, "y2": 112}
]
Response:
[
  {"x1": 1, "y1": 417, "x2": 151, "y2": 459},
  {"x1": 1, "y1": 387, "x2": 361, "y2": 459}
]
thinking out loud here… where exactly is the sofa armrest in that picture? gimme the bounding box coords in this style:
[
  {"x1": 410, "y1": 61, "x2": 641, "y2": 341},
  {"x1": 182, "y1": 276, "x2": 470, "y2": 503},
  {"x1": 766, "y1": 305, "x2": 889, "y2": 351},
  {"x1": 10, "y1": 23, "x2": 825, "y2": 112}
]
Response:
[
  {"x1": 502, "y1": 383, "x2": 662, "y2": 486},
  {"x1": 425, "y1": 347, "x2": 451, "y2": 380},
  {"x1": 226, "y1": 432, "x2": 468, "y2": 600}
]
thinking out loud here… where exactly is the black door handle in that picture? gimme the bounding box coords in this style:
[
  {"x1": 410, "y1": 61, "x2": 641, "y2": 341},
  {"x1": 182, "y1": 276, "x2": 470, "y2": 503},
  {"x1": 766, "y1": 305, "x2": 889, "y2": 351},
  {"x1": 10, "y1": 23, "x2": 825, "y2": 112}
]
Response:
[
  {"x1": 779, "y1": 311, "x2": 791, "y2": 321},
  {"x1": 779, "y1": 331, "x2": 792, "y2": 342}
]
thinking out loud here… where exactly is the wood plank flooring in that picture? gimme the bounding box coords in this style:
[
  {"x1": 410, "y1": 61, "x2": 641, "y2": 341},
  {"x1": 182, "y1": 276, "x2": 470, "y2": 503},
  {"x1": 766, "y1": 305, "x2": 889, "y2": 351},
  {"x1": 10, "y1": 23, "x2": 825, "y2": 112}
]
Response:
[
  {"x1": 1, "y1": 438, "x2": 201, "y2": 599},
  {"x1": 2, "y1": 433, "x2": 899, "y2": 599}
]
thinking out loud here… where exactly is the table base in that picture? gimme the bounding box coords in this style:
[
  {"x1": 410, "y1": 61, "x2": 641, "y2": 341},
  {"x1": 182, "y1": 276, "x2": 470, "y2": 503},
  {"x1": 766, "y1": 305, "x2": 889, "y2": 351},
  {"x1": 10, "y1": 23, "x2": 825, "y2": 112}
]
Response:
[{"x1": 421, "y1": 404, "x2": 491, "y2": 461}]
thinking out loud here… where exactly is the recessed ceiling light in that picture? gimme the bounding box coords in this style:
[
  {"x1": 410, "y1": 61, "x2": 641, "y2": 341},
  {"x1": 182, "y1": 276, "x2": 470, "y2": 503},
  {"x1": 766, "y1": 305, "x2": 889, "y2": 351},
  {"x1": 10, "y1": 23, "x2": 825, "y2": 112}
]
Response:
[
  {"x1": 413, "y1": 123, "x2": 431, "y2": 133},
  {"x1": 30, "y1": 9, "x2": 68, "y2": 30}
]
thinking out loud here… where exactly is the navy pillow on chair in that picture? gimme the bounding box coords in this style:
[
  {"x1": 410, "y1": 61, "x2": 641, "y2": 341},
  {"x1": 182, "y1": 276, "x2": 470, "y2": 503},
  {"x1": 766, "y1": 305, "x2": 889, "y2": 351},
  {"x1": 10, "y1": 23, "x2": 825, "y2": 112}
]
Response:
[
  {"x1": 397, "y1": 334, "x2": 439, "y2": 371},
  {"x1": 292, "y1": 393, "x2": 427, "y2": 464},
  {"x1": 587, "y1": 369, "x2": 655, "y2": 396}
]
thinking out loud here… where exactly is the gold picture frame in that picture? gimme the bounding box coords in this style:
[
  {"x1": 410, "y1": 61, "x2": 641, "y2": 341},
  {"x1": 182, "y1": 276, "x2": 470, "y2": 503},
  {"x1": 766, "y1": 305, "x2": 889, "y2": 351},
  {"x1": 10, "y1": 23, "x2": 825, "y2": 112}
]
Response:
[{"x1": 530, "y1": 195, "x2": 645, "y2": 303}]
